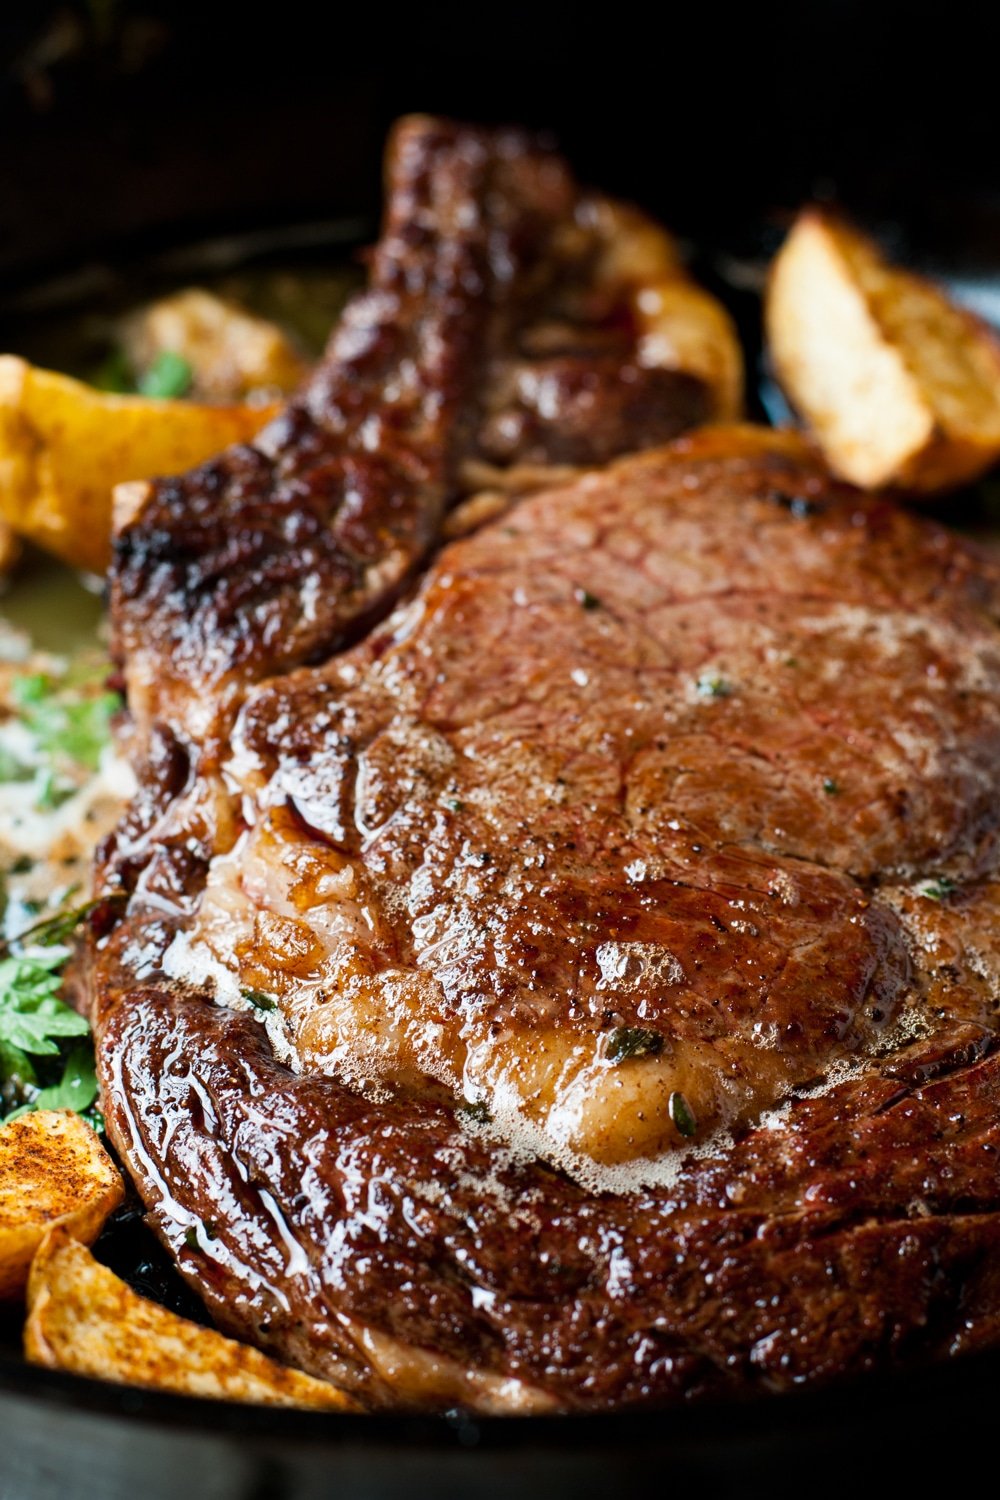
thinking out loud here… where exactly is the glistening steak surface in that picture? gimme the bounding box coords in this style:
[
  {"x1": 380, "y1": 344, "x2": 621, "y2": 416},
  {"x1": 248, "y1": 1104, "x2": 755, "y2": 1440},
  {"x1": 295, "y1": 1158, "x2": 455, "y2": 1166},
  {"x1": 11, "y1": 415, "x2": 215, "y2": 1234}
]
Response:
[{"x1": 91, "y1": 424, "x2": 1000, "y2": 1410}]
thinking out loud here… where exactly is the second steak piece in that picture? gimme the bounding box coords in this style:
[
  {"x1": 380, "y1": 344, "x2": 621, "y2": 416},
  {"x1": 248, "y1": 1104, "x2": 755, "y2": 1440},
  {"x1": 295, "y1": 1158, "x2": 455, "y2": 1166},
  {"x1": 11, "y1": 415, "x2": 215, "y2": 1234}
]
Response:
[{"x1": 111, "y1": 115, "x2": 742, "y2": 757}]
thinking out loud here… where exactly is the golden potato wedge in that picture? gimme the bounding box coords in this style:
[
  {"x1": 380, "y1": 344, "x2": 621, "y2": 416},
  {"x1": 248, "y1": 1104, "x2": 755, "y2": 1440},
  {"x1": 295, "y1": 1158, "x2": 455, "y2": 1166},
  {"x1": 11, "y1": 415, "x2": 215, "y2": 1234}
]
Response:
[
  {"x1": 0, "y1": 1110, "x2": 124, "y2": 1300},
  {"x1": 123, "y1": 288, "x2": 307, "y2": 402},
  {"x1": 595, "y1": 199, "x2": 744, "y2": 421},
  {"x1": 26, "y1": 1229, "x2": 360, "y2": 1410},
  {"x1": 0, "y1": 356, "x2": 279, "y2": 575},
  {"x1": 0, "y1": 519, "x2": 17, "y2": 575},
  {"x1": 766, "y1": 209, "x2": 1000, "y2": 492}
]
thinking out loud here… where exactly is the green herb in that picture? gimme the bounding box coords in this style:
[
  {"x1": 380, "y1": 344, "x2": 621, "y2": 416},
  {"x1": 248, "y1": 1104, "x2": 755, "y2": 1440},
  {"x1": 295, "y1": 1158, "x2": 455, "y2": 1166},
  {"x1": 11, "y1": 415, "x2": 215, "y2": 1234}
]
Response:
[
  {"x1": 822, "y1": 777, "x2": 840, "y2": 796},
  {"x1": 12, "y1": 674, "x2": 48, "y2": 707},
  {"x1": 574, "y1": 588, "x2": 601, "y2": 610},
  {"x1": 26, "y1": 1042, "x2": 97, "y2": 1115},
  {"x1": 241, "y1": 988, "x2": 277, "y2": 1012},
  {"x1": 33, "y1": 767, "x2": 75, "y2": 811},
  {"x1": 0, "y1": 896, "x2": 110, "y2": 1125},
  {"x1": 447, "y1": 798, "x2": 464, "y2": 813},
  {"x1": 668, "y1": 1090, "x2": 697, "y2": 1138},
  {"x1": 138, "y1": 351, "x2": 193, "y2": 400},
  {"x1": 0, "y1": 746, "x2": 34, "y2": 784},
  {"x1": 921, "y1": 876, "x2": 958, "y2": 902},
  {"x1": 14, "y1": 674, "x2": 120, "y2": 774},
  {"x1": 91, "y1": 347, "x2": 133, "y2": 394},
  {"x1": 696, "y1": 675, "x2": 731, "y2": 699},
  {"x1": 0, "y1": 951, "x2": 89, "y2": 1089},
  {"x1": 458, "y1": 1099, "x2": 491, "y2": 1125},
  {"x1": 183, "y1": 1220, "x2": 219, "y2": 1252},
  {"x1": 1, "y1": 894, "x2": 106, "y2": 957},
  {"x1": 606, "y1": 1026, "x2": 664, "y2": 1064}
]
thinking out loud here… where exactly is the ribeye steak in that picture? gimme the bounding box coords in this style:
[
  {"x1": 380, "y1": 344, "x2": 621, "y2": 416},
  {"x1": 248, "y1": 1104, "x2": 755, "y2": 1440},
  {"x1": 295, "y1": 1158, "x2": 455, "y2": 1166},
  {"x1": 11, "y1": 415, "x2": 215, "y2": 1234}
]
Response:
[{"x1": 88, "y1": 122, "x2": 1000, "y2": 1413}]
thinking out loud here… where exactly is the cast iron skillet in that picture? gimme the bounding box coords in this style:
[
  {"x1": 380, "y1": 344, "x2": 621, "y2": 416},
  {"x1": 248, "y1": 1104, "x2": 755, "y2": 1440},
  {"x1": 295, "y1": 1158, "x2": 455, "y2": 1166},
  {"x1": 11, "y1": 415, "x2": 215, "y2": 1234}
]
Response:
[{"x1": 2, "y1": 8, "x2": 1000, "y2": 1496}]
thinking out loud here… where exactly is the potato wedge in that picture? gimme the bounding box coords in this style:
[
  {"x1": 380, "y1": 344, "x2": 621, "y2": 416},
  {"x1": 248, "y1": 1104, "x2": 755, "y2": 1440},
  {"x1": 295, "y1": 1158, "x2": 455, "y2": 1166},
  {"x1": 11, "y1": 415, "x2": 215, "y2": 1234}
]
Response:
[
  {"x1": 123, "y1": 289, "x2": 307, "y2": 402},
  {"x1": 0, "y1": 519, "x2": 17, "y2": 575},
  {"x1": 26, "y1": 1229, "x2": 360, "y2": 1410},
  {"x1": 0, "y1": 1110, "x2": 124, "y2": 1300},
  {"x1": 766, "y1": 209, "x2": 1000, "y2": 492},
  {"x1": 0, "y1": 356, "x2": 279, "y2": 574},
  {"x1": 595, "y1": 200, "x2": 744, "y2": 421}
]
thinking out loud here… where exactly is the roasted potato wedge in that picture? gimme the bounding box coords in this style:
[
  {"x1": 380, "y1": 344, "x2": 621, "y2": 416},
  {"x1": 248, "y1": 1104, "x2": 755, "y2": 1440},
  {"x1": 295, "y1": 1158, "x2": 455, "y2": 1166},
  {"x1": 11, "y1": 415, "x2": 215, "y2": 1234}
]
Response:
[
  {"x1": 0, "y1": 1110, "x2": 124, "y2": 1300},
  {"x1": 595, "y1": 200, "x2": 743, "y2": 421},
  {"x1": 0, "y1": 519, "x2": 17, "y2": 575},
  {"x1": 123, "y1": 288, "x2": 307, "y2": 402},
  {"x1": 26, "y1": 1229, "x2": 360, "y2": 1410},
  {"x1": 0, "y1": 356, "x2": 279, "y2": 574},
  {"x1": 766, "y1": 209, "x2": 1000, "y2": 493}
]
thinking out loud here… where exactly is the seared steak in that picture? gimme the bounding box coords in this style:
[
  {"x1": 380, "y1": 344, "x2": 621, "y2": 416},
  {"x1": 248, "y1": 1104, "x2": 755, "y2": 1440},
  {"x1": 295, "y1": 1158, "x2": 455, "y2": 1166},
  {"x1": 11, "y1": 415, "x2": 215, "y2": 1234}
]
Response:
[
  {"x1": 111, "y1": 116, "x2": 736, "y2": 758},
  {"x1": 89, "y1": 126, "x2": 1000, "y2": 1412}
]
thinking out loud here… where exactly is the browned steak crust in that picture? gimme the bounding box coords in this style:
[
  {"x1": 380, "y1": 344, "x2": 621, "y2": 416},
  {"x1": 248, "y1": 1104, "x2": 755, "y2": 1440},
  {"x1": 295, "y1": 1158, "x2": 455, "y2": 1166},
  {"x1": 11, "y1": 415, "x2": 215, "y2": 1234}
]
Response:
[
  {"x1": 91, "y1": 426, "x2": 1000, "y2": 1411},
  {"x1": 111, "y1": 117, "x2": 716, "y2": 758}
]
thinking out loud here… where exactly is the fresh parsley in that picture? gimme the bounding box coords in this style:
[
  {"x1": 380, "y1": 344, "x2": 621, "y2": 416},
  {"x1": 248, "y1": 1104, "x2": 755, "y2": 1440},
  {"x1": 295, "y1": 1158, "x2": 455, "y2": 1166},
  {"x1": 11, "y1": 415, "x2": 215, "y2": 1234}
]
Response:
[
  {"x1": 0, "y1": 950, "x2": 89, "y2": 1085},
  {"x1": 606, "y1": 1026, "x2": 665, "y2": 1063},
  {"x1": 574, "y1": 587, "x2": 601, "y2": 611},
  {"x1": 0, "y1": 897, "x2": 116, "y2": 1125},
  {"x1": 668, "y1": 1090, "x2": 697, "y2": 1138},
  {"x1": 920, "y1": 876, "x2": 958, "y2": 902},
  {"x1": 13, "y1": 672, "x2": 120, "y2": 774},
  {"x1": 696, "y1": 674, "x2": 731, "y2": 699},
  {"x1": 457, "y1": 1098, "x2": 492, "y2": 1124},
  {"x1": 241, "y1": 988, "x2": 277, "y2": 1013},
  {"x1": 138, "y1": 351, "x2": 193, "y2": 400}
]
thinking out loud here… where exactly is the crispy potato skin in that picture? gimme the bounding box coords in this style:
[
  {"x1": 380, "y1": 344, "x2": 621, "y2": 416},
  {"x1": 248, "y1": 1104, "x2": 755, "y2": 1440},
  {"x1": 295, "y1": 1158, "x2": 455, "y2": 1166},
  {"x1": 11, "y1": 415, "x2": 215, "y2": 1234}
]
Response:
[
  {"x1": 25, "y1": 1228, "x2": 360, "y2": 1410},
  {"x1": 0, "y1": 356, "x2": 278, "y2": 574},
  {"x1": 0, "y1": 1111, "x2": 124, "y2": 1300},
  {"x1": 766, "y1": 209, "x2": 1000, "y2": 493}
]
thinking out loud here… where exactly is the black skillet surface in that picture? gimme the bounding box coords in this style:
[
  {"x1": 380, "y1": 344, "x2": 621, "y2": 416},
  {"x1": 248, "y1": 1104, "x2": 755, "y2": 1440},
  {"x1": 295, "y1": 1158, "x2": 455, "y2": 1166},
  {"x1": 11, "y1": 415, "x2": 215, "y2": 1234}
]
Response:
[{"x1": 2, "y1": 7, "x2": 1000, "y2": 1496}]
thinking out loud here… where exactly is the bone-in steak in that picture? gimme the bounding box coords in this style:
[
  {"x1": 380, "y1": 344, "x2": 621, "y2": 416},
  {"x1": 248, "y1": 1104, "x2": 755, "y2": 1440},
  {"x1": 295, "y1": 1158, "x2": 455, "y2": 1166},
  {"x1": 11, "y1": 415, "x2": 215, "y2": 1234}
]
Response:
[{"x1": 89, "y1": 127, "x2": 1000, "y2": 1413}]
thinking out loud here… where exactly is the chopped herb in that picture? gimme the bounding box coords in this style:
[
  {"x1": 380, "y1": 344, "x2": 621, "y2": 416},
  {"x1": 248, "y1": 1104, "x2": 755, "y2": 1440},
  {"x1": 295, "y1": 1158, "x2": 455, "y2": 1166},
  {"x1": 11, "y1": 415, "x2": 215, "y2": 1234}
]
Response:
[
  {"x1": 0, "y1": 745, "x2": 34, "y2": 784},
  {"x1": 28, "y1": 1042, "x2": 98, "y2": 1115},
  {"x1": 12, "y1": 674, "x2": 49, "y2": 707},
  {"x1": 91, "y1": 347, "x2": 133, "y2": 394},
  {"x1": 921, "y1": 876, "x2": 958, "y2": 902},
  {"x1": 696, "y1": 675, "x2": 731, "y2": 699},
  {"x1": 458, "y1": 1099, "x2": 491, "y2": 1125},
  {"x1": 13, "y1": 673, "x2": 120, "y2": 775},
  {"x1": 447, "y1": 798, "x2": 464, "y2": 813},
  {"x1": 0, "y1": 898, "x2": 111, "y2": 1126},
  {"x1": 183, "y1": 1219, "x2": 219, "y2": 1250},
  {"x1": 822, "y1": 777, "x2": 840, "y2": 796},
  {"x1": 242, "y1": 988, "x2": 277, "y2": 1012},
  {"x1": 138, "y1": 350, "x2": 193, "y2": 400},
  {"x1": 574, "y1": 587, "x2": 601, "y2": 610},
  {"x1": 606, "y1": 1026, "x2": 664, "y2": 1064},
  {"x1": 668, "y1": 1090, "x2": 697, "y2": 1138},
  {"x1": 784, "y1": 657, "x2": 799, "y2": 668},
  {"x1": 1, "y1": 894, "x2": 111, "y2": 957},
  {"x1": 33, "y1": 767, "x2": 75, "y2": 811},
  {"x1": 0, "y1": 950, "x2": 89, "y2": 1094}
]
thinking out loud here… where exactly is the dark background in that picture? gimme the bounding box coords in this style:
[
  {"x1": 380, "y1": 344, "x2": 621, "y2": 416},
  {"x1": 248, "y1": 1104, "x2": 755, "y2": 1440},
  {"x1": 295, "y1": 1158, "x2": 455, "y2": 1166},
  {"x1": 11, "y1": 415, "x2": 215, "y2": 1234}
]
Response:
[{"x1": 1, "y1": 1, "x2": 998, "y2": 287}]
